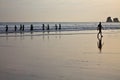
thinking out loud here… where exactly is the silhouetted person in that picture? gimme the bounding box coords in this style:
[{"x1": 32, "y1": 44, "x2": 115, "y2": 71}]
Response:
[
  {"x1": 59, "y1": 24, "x2": 61, "y2": 30},
  {"x1": 42, "y1": 24, "x2": 44, "y2": 30},
  {"x1": 47, "y1": 24, "x2": 50, "y2": 30},
  {"x1": 14, "y1": 25, "x2": 17, "y2": 32},
  {"x1": 20, "y1": 24, "x2": 23, "y2": 31},
  {"x1": 55, "y1": 24, "x2": 58, "y2": 30},
  {"x1": 97, "y1": 22, "x2": 103, "y2": 38},
  {"x1": 5, "y1": 25, "x2": 8, "y2": 32},
  {"x1": 97, "y1": 37, "x2": 104, "y2": 53},
  {"x1": 30, "y1": 24, "x2": 33, "y2": 31},
  {"x1": 22, "y1": 25, "x2": 24, "y2": 31}
]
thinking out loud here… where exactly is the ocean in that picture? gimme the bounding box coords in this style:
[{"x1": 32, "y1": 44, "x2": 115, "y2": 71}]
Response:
[{"x1": 0, "y1": 22, "x2": 120, "y2": 34}]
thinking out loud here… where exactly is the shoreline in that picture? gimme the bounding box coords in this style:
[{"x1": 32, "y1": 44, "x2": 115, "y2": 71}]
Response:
[{"x1": 0, "y1": 29, "x2": 120, "y2": 37}]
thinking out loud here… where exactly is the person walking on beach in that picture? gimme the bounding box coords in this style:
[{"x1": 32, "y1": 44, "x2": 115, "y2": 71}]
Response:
[
  {"x1": 14, "y1": 25, "x2": 17, "y2": 32},
  {"x1": 59, "y1": 24, "x2": 61, "y2": 30},
  {"x1": 20, "y1": 24, "x2": 23, "y2": 31},
  {"x1": 22, "y1": 25, "x2": 24, "y2": 31},
  {"x1": 42, "y1": 24, "x2": 45, "y2": 31},
  {"x1": 5, "y1": 25, "x2": 8, "y2": 32},
  {"x1": 55, "y1": 24, "x2": 58, "y2": 30},
  {"x1": 97, "y1": 22, "x2": 103, "y2": 37},
  {"x1": 30, "y1": 24, "x2": 33, "y2": 31},
  {"x1": 47, "y1": 24, "x2": 50, "y2": 30}
]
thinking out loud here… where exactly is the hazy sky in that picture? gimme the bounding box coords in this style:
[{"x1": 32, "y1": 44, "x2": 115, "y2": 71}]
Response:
[{"x1": 0, "y1": 0, "x2": 119, "y2": 22}]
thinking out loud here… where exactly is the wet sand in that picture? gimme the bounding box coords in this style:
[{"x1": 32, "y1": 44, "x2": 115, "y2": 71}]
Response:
[{"x1": 0, "y1": 30, "x2": 120, "y2": 80}]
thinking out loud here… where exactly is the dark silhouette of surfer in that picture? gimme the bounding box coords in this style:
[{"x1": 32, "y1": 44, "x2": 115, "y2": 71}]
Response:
[{"x1": 97, "y1": 22, "x2": 103, "y2": 38}]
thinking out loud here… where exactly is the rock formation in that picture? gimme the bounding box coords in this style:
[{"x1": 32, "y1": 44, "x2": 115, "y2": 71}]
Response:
[
  {"x1": 106, "y1": 17, "x2": 112, "y2": 22},
  {"x1": 113, "y1": 18, "x2": 119, "y2": 22}
]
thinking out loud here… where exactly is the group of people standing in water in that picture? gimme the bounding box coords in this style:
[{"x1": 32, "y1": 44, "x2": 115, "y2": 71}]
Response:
[
  {"x1": 5, "y1": 22, "x2": 104, "y2": 53},
  {"x1": 5, "y1": 24, "x2": 61, "y2": 32},
  {"x1": 5, "y1": 22, "x2": 103, "y2": 35}
]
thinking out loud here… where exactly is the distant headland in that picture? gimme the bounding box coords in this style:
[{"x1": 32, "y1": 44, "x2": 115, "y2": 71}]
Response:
[{"x1": 106, "y1": 17, "x2": 119, "y2": 22}]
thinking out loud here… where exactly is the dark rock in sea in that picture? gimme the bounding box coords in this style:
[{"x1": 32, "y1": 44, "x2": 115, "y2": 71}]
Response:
[
  {"x1": 113, "y1": 18, "x2": 119, "y2": 22},
  {"x1": 106, "y1": 17, "x2": 112, "y2": 22}
]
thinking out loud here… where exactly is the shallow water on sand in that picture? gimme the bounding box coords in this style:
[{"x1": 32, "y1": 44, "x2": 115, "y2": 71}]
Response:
[{"x1": 0, "y1": 30, "x2": 120, "y2": 80}]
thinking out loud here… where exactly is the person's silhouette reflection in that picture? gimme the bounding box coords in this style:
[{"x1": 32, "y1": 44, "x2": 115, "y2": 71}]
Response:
[
  {"x1": 30, "y1": 31, "x2": 33, "y2": 40},
  {"x1": 97, "y1": 37, "x2": 104, "y2": 53}
]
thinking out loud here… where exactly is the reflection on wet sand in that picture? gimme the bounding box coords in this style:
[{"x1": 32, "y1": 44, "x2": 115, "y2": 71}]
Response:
[
  {"x1": 5, "y1": 32, "x2": 8, "y2": 40},
  {"x1": 97, "y1": 36, "x2": 104, "y2": 53},
  {"x1": 4, "y1": 31, "x2": 61, "y2": 40},
  {"x1": 30, "y1": 31, "x2": 33, "y2": 40}
]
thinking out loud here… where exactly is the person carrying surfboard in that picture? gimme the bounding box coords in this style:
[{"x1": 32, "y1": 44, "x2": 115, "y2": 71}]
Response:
[{"x1": 97, "y1": 22, "x2": 104, "y2": 37}]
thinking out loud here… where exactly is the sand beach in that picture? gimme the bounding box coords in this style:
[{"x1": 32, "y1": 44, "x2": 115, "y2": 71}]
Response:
[{"x1": 0, "y1": 30, "x2": 120, "y2": 80}]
